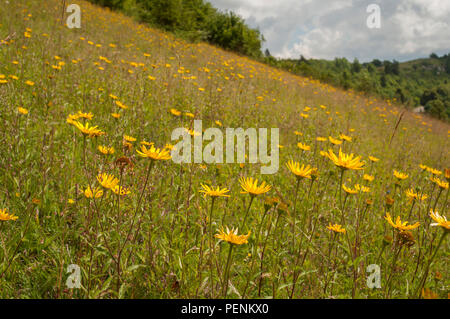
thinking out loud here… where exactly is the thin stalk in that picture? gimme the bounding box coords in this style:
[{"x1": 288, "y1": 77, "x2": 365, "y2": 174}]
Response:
[
  {"x1": 240, "y1": 196, "x2": 255, "y2": 230},
  {"x1": 208, "y1": 197, "x2": 216, "y2": 298},
  {"x1": 415, "y1": 230, "x2": 447, "y2": 298},
  {"x1": 222, "y1": 244, "x2": 234, "y2": 298}
]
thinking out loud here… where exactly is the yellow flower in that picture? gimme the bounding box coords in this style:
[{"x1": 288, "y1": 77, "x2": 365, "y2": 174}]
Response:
[
  {"x1": 384, "y1": 213, "x2": 420, "y2": 232},
  {"x1": 115, "y1": 100, "x2": 128, "y2": 109},
  {"x1": 316, "y1": 137, "x2": 327, "y2": 142},
  {"x1": 73, "y1": 121, "x2": 105, "y2": 137},
  {"x1": 355, "y1": 184, "x2": 371, "y2": 193},
  {"x1": 164, "y1": 143, "x2": 174, "y2": 150},
  {"x1": 140, "y1": 140, "x2": 154, "y2": 146},
  {"x1": 297, "y1": 142, "x2": 311, "y2": 151},
  {"x1": 136, "y1": 144, "x2": 171, "y2": 160},
  {"x1": 84, "y1": 186, "x2": 103, "y2": 198},
  {"x1": 199, "y1": 184, "x2": 230, "y2": 197},
  {"x1": 25, "y1": 80, "x2": 34, "y2": 86},
  {"x1": 445, "y1": 168, "x2": 450, "y2": 181},
  {"x1": 327, "y1": 148, "x2": 365, "y2": 170},
  {"x1": 319, "y1": 150, "x2": 328, "y2": 158},
  {"x1": 327, "y1": 223, "x2": 346, "y2": 234},
  {"x1": 422, "y1": 288, "x2": 438, "y2": 299},
  {"x1": 405, "y1": 189, "x2": 427, "y2": 202},
  {"x1": 170, "y1": 108, "x2": 181, "y2": 116},
  {"x1": 393, "y1": 170, "x2": 408, "y2": 181},
  {"x1": 426, "y1": 167, "x2": 442, "y2": 176},
  {"x1": 239, "y1": 177, "x2": 271, "y2": 196},
  {"x1": 342, "y1": 184, "x2": 358, "y2": 195},
  {"x1": 215, "y1": 227, "x2": 251, "y2": 245},
  {"x1": 66, "y1": 113, "x2": 80, "y2": 124},
  {"x1": 363, "y1": 174, "x2": 374, "y2": 182},
  {"x1": 286, "y1": 160, "x2": 313, "y2": 179},
  {"x1": 444, "y1": 168, "x2": 450, "y2": 182},
  {"x1": 112, "y1": 185, "x2": 131, "y2": 196},
  {"x1": 186, "y1": 128, "x2": 201, "y2": 136},
  {"x1": 111, "y1": 113, "x2": 121, "y2": 119},
  {"x1": 0, "y1": 208, "x2": 18, "y2": 221},
  {"x1": 430, "y1": 177, "x2": 449, "y2": 190},
  {"x1": 97, "y1": 173, "x2": 119, "y2": 189},
  {"x1": 429, "y1": 211, "x2": 449, "y2": 230},
  {"x1": 215, "y1": 120, "x2": 222, "y2": 127},
  {"x1": 368, "y1": 156, "x2": 379, "y2": 162},
  {"x1": 123, "y1": 135, "x2": 136, "y2": 142},
  {"x1": 17, "y1": 107, "x2": 29, "y2": 115},
  {"x1": 339, "y1": 134, "x2": 352, "y2": 142},
  {"x1": 76, "y1": 111, "x2": 93, "y2": 120},
  {"x1": 98, "y1": 145, "x2": 115, "y2": 155},
  {"x1": 328, "y1": 136, "x2": 343, "y2": 145}
]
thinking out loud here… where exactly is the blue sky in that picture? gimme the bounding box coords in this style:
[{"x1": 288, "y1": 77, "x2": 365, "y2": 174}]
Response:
[{"x1": 207, "y1": 0, "x2": 450, "y2": 62}]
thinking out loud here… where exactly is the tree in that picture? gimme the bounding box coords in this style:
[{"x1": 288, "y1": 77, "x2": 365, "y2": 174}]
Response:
[
  {"x1": 430, "y1": 52, "x2": 439, "y2": 59},
  {"x1": 371, "y1": 59, "x2": 382, "y2": 67},
  {"x1": 206, "y1": 11, "x2": 263, "y2": 58},
  {"x1": 351, "y1": 58, "x2": 361, "y2": 73},
  {"x1": 445, "y1": 56, "x2": 450, "y2": 74},
  {"x1": 392, "y1": 60, "x2": 400, "y2": 75},
  {"x1": 420, "y1": 89, "x2": 438, "y2": 106},
  {"x1": 380, "y1": 74, "x2": 387, "y2": 87},
  {"x1": 425, "y1": 100, "x2": 447, "y2": 120}
]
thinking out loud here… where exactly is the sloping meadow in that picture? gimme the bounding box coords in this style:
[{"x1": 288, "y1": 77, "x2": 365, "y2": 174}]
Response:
[{"x1": 0, "y1": 0, "x2": 448, "y2": 298}]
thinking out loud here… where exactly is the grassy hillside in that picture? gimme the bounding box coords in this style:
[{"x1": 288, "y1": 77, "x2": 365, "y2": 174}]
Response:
[
  {"x1": 266, "y1": 54, "x2": 450, "y2": 120},
  {"x1": 0, "y1": 0, "x2": 448, "y2": 298}
]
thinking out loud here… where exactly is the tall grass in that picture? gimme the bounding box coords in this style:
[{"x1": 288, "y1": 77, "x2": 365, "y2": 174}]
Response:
[{"x1": 0, "y1": 0, "x2": 448, "y2": 298}]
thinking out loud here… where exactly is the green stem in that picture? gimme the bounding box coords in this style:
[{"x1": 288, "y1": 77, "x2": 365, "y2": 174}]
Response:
[
  {"x1": 222, "y1": 244, "x2": 234, "y2": 298},
  {"x1": 432, "y1": 188, "x2": 443, "y2": 212},
  {"x1": 291, "y1": 178, "x2": 301, "y2": 251},
  {"x1": 338, "y1": 169, "x2": 345, "y2": 210},
  {"x1": 415, "y1": 230, "x2": 447, "y2": 298},
  {"x1": 208, "y1": 197, "x2": 216, "y2": 297},
  {"x1": 240, "y1": 196, "x2": 255, "y2": 230}
]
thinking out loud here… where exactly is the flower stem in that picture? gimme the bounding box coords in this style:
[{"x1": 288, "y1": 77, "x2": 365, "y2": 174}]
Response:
[
  {"x1": 240, "y1": 196, "x2": 255, "y2": 230},
  {"x1": 222, "y1": 244, "x2": 234, "y2": 298},
  {"x1": 208, "y1": 197, "x2": 216, "y2": 297},
  {"x1": 415, "y1": 230, "x2": 447, "y2": 298},
  {"x1": 291, "y1": 178, "x2": 301, "y2": 251}
]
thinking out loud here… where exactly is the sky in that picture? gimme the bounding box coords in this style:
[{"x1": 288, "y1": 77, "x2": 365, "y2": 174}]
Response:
[{"x1": 207, "y1": 0, "x2": 450, "y2": 62}]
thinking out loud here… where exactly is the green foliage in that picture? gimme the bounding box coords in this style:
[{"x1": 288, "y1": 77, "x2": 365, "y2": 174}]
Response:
[
  {"x1": 264, "y1": 53, "x2": 450, "y2": 120},
  {"x1": 87, "y1": 0, "x2": 449, "y2": 120},
  {"x1": 425, "y1": 100, "x2": 447, "y2": 120},
  {"x1": 87, "y1": 0, "x2": 263, "y2": 57}
]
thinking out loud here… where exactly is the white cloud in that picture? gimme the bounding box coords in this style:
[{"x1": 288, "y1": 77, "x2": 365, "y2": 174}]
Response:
[{"x1": 207, "y1": 0, "x2": 450, "y2": 62}]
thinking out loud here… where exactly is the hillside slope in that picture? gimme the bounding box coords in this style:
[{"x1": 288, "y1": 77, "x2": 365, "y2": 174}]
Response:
[
  {"x1": 0, "y1": 0, "x2": 448, "y2": 298},
  {"x1": 266, "y1": 55, "x2": 450, "y2": 120}
]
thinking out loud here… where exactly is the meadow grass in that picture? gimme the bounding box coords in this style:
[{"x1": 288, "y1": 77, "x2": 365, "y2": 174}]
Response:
[{"x1": 0, "y1": 0, "x2": 448, "y2": 298}]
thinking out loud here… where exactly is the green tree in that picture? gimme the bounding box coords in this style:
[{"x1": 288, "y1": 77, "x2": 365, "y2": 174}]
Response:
[{"x1": 425, "y1": 99, "x2": 447, "y2": 120}]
